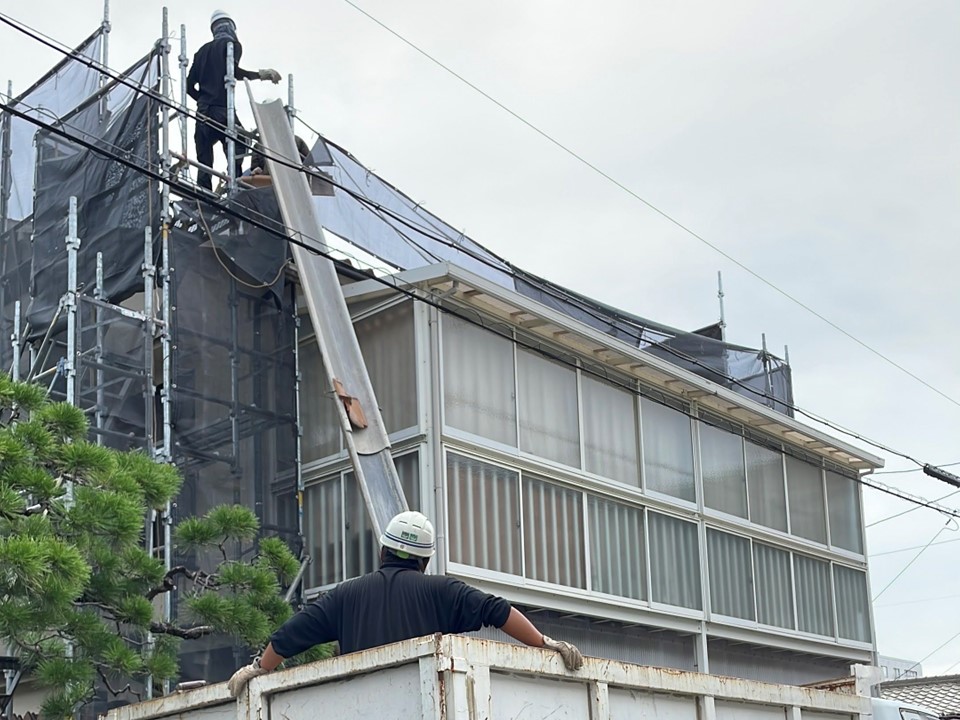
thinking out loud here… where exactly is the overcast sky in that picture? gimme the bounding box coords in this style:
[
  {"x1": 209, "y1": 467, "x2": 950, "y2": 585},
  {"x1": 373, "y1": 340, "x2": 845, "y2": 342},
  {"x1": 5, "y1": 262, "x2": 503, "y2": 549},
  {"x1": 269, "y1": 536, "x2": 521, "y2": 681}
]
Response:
[{"x1": 5, "y1": 0, "x2": 960, "y2": 675}]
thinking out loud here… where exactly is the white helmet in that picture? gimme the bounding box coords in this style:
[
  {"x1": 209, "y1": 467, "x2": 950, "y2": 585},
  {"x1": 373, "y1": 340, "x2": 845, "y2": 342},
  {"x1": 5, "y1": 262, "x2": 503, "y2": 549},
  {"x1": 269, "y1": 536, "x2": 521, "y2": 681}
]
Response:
[
  {"x1": 210, "y1": 10, "x2": 235, "y2": 29},
  {"x1": 380, "y1": 511, "x2": 435, "y2": 558}
]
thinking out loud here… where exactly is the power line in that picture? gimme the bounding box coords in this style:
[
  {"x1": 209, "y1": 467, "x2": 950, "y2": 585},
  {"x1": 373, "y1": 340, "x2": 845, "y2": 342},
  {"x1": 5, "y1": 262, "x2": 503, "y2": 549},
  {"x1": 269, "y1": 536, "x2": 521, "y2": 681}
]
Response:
[
  {"x1": 873, "y1": 590, "x2": 960, "y2": 608},
  {"x1": 870, "y1": 536, "x2": 960, "y2": 558},
  {"x1": 871, "y1": 520, "x2": 956, "y2": 602},
  {"x1": 906, "y1": 627, "x2": 960, "y2": 674},
  {"x1": 9, "y1": 101, "x2": 960, "y2": 530},
  {"x1": 876, "y1": 461, "x2": 960, "y2": 475},
  {"x1": 340, "y1": 0, "x2": 960, "y2": 413},
  {"x1": 867, "y1": 489, "x2": 960, "y2": 528},
  {"x1": 0, "y1": 10, "x2": 949, "y2": 474}
]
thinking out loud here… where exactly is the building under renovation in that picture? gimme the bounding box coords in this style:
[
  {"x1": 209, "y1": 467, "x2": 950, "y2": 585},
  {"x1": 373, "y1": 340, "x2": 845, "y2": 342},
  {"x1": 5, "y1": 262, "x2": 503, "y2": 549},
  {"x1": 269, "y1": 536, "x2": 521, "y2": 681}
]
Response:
[{"x1": 1, "y1": 6, "x2": 883, "y2": 709}]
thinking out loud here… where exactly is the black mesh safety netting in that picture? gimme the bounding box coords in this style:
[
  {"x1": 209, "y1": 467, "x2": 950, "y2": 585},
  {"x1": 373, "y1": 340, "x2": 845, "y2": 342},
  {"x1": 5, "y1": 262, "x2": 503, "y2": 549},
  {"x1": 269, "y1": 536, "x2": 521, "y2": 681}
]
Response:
[
  {"x1": 27, "y1": 54, "x2": 160, "y2": 338},
  {"x1": 166, "y1": 195, "x2": 299, "y2": 684}
]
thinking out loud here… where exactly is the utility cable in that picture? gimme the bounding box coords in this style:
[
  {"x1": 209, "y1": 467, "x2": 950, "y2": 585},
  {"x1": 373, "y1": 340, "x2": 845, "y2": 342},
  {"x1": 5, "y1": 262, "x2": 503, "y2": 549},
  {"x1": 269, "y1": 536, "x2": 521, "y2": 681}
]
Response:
[
  {"x1": 8, "y1": 101, "x2": 960, "y2": 529},
  {"x1": 0, "y1": 8, "x2": 947, "y2": 472},
  {"x1": 906, "y1": 626, "x2": 960, "y2": 674},
  {"x1": 876, "y1": 461, "x2": 960, "y2": 475},
  {"x1": 867, "y1": 488, "x2": 960, "y2": 528},
  {"x1": 871, "y1": 519, "x2": 957, "y2": 602},
  {"x1": 873, "y1": 591, "x2": 960, "y2": 608},
  {"x1": 870, "y1": 536, "x2": 960, "y2": 558},
  {"x1": 340, "y1": 0, "x2": 960, "y2": 412}
]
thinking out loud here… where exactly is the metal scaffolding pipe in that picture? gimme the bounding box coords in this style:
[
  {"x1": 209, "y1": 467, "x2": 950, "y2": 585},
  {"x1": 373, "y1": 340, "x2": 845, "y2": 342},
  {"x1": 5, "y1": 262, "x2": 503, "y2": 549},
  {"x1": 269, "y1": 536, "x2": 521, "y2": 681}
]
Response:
[
  {"x1": 225, "y1": 41, "x2": 236, "y2": 193},
  {"x1": 65, "y1": 196, "x2": 80, "y2": 406},
  {"x1": 178, "y1": 24, "x2": 189, "y2": 180}
]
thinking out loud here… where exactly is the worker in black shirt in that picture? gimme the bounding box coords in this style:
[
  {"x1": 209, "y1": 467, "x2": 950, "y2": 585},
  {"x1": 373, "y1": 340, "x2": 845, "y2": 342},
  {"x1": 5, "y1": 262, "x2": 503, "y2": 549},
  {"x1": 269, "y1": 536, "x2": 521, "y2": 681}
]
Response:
[
  {"x1": 227, "y1": 511, "x2": 583, "y2": 696},
  {"x1": 186, "y1": 10, "x2": 281, "y2": 190}
]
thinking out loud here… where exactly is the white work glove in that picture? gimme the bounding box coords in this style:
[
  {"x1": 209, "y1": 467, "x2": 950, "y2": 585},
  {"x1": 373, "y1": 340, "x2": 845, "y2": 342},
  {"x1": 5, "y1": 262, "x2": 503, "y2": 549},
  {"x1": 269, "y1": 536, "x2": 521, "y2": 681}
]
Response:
[
  {"x1": 258, "y1": 68, "x2": 282, "y2": 84},
  {"x1": 542, "y1": 635, "x2": 583, "y2": 671},
  {"x1": 226, "y1": 660, "x2": 267, "y2": 697}
]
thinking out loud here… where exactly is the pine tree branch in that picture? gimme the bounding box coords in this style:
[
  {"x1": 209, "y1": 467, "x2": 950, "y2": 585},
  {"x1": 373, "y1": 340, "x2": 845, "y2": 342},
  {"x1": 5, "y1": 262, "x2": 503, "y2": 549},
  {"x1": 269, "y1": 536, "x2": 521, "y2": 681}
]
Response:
[
  {"x1": 145, "y1": 566, "x2": 201, "y2": 600},
  {"x1": 149, "y1": 622, "x2": 215, "y2": 640},
  {"x1": 96, "y1": 665, "x2": 143, "y2": 701}
]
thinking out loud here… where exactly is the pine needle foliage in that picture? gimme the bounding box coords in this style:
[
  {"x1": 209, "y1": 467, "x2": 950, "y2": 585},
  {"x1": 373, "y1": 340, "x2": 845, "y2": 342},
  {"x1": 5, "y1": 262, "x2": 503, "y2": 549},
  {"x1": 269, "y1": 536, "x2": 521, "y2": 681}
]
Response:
[{"x1": 0, "y1": 377, "x2": 324, "y2": 717}]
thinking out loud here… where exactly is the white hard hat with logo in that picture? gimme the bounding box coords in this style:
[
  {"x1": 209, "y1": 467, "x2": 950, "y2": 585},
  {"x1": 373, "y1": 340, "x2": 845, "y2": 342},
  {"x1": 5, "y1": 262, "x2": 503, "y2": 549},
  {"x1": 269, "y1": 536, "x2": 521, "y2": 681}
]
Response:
[
  {"x1": 210, "y1": 10, "x2": 235, "y2": 29},
  {"x1": 380, "y1": 511, "x2": 435, "y2": 558}
]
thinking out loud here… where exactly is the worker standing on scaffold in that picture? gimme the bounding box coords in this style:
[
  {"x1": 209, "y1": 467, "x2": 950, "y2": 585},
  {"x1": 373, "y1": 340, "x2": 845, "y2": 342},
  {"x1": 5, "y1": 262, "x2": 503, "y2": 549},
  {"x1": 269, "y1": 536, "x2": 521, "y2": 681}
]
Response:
[{"x1": 186, "y1": 10, "x2": 282, "y2": 191}]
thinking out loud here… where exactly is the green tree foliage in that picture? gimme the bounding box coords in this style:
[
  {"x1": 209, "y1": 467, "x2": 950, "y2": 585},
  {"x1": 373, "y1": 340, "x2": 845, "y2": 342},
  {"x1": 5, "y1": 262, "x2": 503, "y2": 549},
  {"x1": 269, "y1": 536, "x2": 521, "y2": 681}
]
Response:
[{"x1": 0, "y1": 376, "x2": 330, "y2": 718}]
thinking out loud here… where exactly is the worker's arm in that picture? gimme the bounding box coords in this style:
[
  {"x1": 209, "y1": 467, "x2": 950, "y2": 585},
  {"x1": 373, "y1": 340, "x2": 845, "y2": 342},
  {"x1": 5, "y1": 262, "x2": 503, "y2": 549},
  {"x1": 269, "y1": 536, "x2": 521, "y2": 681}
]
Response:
[
  {"x1": 500, "y1": 607, "x2": 544, "y2": 646},
  {"x1": 185, "y1": 55, "x2": 201, "y2": 101},
  {"x1": 498, "y1": 606, "x2": 583, "y2": 670},
  {"x1": 258, "y1": 642, "x2": 284, "y2": 671}
]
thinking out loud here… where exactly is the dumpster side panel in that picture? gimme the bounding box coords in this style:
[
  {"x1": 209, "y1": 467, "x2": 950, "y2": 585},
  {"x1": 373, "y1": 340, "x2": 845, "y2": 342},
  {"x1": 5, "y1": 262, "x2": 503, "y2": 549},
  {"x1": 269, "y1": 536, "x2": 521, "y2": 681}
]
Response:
[
  {"x1": 489, "y1": 674, "x2": 590, "y2": 719},
  {"x1": 267, "y1": 665, "x2": 422, "y2": 720},
  {"x1": 608, "y1": 689, "x2": 698, "y2": 720}
]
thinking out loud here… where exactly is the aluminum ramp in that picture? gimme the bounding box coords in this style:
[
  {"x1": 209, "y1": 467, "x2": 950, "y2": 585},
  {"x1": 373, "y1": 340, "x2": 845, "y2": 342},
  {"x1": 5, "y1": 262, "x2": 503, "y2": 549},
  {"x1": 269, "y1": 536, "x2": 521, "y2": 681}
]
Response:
[{"x1": 247, "y1": 93, "x2": 407, "y2": 537}]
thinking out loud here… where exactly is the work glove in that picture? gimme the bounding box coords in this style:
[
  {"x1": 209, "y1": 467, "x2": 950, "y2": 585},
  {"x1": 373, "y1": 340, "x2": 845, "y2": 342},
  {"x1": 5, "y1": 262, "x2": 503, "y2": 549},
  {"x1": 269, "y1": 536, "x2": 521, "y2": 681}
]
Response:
[
  {"x1": 258, "y1": 68, "x2": 282, "y2": 84},
  {"x1": 542, "y1": 635, "x2": 583, "y2": 671},
  {"x1": 226, "y1": 660, "x2": 267, "y2": 697}
]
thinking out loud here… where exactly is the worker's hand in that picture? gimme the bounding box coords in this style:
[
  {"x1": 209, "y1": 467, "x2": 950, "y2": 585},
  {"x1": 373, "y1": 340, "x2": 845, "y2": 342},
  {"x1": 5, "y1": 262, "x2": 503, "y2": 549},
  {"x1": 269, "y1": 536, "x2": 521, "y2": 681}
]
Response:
[
  {"x1": 226, "y1": 661, "x2": 267, "y2": 697},
  {"x1": 258, "y1": 68, "x2": 282, "y2": 84},
  {"x1": 542, "y1": 635, "x2": 583, "y2": 671}
]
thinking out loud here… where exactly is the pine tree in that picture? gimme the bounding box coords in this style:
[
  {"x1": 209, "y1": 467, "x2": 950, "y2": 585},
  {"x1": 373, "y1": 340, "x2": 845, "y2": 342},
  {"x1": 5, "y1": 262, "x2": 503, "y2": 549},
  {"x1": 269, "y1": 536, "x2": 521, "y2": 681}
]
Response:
[{"x1": 0, "y1": 375, "x2": 330, "y2": 718}]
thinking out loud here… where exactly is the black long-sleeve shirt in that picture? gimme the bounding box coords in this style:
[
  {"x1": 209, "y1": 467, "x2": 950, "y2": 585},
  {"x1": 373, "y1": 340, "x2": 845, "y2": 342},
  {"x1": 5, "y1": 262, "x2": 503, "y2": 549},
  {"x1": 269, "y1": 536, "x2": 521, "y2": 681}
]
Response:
[
  {"x1": 186, "y1": 38, "x2": 258, "y2": 111},
  {"x1": 270, "y1": 559, "x2": 512, "y2": 657}
]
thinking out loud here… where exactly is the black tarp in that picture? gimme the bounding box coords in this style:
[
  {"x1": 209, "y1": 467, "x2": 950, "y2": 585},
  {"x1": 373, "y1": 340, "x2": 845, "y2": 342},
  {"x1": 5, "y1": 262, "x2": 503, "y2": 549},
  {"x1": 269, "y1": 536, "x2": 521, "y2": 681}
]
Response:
[{"x1": 27, "y1": 87, "x2": 158, "y2": 338}]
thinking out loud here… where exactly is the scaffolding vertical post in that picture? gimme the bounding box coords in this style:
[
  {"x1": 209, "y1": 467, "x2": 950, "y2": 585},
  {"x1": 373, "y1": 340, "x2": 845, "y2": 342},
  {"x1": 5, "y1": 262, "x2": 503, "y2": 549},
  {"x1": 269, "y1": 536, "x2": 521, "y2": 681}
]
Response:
[
  {"x1": 100, "y1": 0, "x2": 111, "y2": 121},
  {"x1": 178, "y1": 24, "x2": 189, "y2": 179},
  {"x1": 293, "y1": 311, "x2": 304, "y2": 552},
  {"x1": 286, "y1": 74, "x2": 296, "y2": 130},
  {"x1": 0, "y1": 79, "x2": 12, "y2": 236},
  {"x1": 761, "y1": 332, "x2": 773, "y2": 409},
  {"x1": 717, "y1": 271, "x2": 726, "y2": 341},
  {"x1": 65, "y1": 196, "x2": 80, "y2": 408},
  {"x1": 94, "y1": 252, "x2": 105, "y2": 442},
  {"x1": 11, "y1": 300, "x2": 21, "y2": 381},
  {"x1": 143, "y1": 226, "x2": 155, "y2": 450},
  {"x1": 225, "y1": 41, "x2": 236, "y2": 193}
]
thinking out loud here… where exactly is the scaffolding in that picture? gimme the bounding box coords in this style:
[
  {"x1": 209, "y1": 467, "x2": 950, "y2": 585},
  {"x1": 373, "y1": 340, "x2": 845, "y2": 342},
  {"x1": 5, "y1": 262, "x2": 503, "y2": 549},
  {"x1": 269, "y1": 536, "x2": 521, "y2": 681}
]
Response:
[{"x1": 0, "y1": 1, "x2": 305, "y2": 694}]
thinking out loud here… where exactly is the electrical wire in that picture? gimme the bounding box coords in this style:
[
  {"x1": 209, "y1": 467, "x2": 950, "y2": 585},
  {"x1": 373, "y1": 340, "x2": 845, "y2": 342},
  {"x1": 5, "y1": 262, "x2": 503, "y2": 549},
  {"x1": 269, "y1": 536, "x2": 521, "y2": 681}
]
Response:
[
  {"x1": 871, "y1": 519, "x2": 957, "y2": 602},
  {"x1": 876, "y1": 461, "x2": 960, "y2": 475},
  {"x1": 867, "y1": 489, "x2": 960, "y2": 528},
  {"x1": 339, "y1": 0, "x2": 960, "y2": 413},
  {"x1": 0, "y1": 9, "x2": 946, "y2": 475},
  {"x1": 870, "y1": 536, "x2": 960, "y2": 558},
  {"x1": 8, "y1": 100, "x2": 960, "y2": 530},
  {"x1": 906, "y1": 627, "x2": 960, "y2": 674},
  {"x1": 5, "y1": 8, "x2": 959, "y2": 453}
]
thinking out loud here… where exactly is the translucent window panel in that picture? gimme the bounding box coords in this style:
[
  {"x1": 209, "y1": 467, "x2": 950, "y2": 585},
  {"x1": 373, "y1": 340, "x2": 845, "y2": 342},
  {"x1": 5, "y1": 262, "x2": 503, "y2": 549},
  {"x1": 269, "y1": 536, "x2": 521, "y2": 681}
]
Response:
[
  {"x1": 299, "y1": 339, "x2": 341, "y2": 462},
  {"x1": 700, "y1": 423, "x2": 747, "y2": 518},
  {"x1": 745, "y1": 441, "x2": 787, "y2": 532},
  {"x1": 355, "y1": 301, "x2": 417, "y2": 433},
  {"x1": 522, "y1": 477, "x2": 585, "y2": 588},
  {"x1": 648, "y1": 511, "x2": 702, "y2": 610},
  {"x1": 344, "y1": 452, "x2": 422, "y2": 579},
  {"x1": 517, "y1": 349, "x2": 581, "y2": 468},
  {"x1": 753, "y1": 542, "x2": 794, "y2": 629},
  {"x1": 794, "y1": 554, "x2": 834, "y2": 637},
  {"x1": 826, "y1": 471, "x2": 864, "y2": 554},
  {"x1": 785, "y1": 456, "x2": 826, "y2": 544},
  {"x1": 707, "y1": 529, "x2": 754, "y2": 621},
  {"x1": 304, "y1": 477, "x2": 342, "y2": 587},
  {"x1": 588, "y1": 496, "x2": 646, "y2": 600},
  {"x1": 447, "y1": 452, "x2": 521, "y2": 575},
  {"x1": 441, "y1": 314, "x2": 517, "y2": 447},
  {"x1": 582, "y1": 376, "x2": 639, "y2": 486},
  {"x1": 641, "y1": 398, "x2": 695, "y2": 502},
  {"x1": 834, "y1": 565, "x2": 871, "y2": 642}
]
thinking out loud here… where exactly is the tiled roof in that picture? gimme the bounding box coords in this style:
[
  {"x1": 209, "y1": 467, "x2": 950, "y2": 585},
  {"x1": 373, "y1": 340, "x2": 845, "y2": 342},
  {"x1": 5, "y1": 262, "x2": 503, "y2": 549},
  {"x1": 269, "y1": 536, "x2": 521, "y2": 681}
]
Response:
[{"x1": 881, "y1": 675, "x2": 960, "y2": 717}]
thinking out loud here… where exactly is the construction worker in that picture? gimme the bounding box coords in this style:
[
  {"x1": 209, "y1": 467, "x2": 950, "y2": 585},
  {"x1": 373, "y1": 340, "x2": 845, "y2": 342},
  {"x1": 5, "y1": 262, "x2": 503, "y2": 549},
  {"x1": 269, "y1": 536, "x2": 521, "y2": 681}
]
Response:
[
  {"x1": 227, "y1": 511, "x2": 583, "y2": 696},
  {"x1": 186, "y1": 10, "x2": 282, "y2": 191}
]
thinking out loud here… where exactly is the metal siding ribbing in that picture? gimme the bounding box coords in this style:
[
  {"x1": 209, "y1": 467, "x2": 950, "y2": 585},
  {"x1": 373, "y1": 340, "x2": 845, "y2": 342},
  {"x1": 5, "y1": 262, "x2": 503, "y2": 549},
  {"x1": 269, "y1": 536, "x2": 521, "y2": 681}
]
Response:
[
  {"x1": 447, "y1": 453, "x2": 521, "y2": 575},
  {"x1": 305, "y1": 478, "x2": 341, "y2": 587},
  {"x1": 785, "y1": 456, "x2": 827, "y2": 543},
  {"x1": 589, "y1": 496, "x2": 645, "y2": 600},
  {"x1": 834, "y1": 565, "x2": 871, "y2": 642},
  {"x1": 707, "y1": 529, "x2": 754, "y2": 620},
  {"x1": 523, "y1": 477, "x2": 585, "y2": 588},
  {"x1": 745, "y1": 441, "x2": 787, "y2": 532},
  {"x1": 826, "y1": 471, "x2": 864, "y2": 554},
  {"x1": 753, "y1": 542, "x2": 795, "y2": 630},
  {"x1": 649, "y1": 511, "x2": 701, "y2": 609},
  {"x1": 794, "y1": 554, "x2": 834, "y2": 636}
]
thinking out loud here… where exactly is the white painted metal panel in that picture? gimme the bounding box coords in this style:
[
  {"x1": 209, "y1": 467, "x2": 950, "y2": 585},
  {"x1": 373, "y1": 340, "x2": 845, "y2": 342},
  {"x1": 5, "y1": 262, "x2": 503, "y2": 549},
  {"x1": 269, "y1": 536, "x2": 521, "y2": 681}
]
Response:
[
  {"x1": 267, "y1": 665, "x2": 421, "y2": 720},
  {"x1": 609, "y1": 689, "x2": 698, "y2": 720},
  {"x1": 489, "y1": 674, "x2": 589, "y2": 719},
  {"x1": 802, "y1": 713, "x2": 853, "y2": 720},
  {"x1": 716, "y1": 700, "x2": 788, "y2": 720}
]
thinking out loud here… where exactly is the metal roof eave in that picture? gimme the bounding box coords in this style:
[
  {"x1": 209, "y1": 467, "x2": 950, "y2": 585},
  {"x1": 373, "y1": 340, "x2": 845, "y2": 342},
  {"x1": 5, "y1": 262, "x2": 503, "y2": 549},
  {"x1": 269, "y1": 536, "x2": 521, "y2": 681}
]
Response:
[{"x1": 340, "y1": 263, "x2": 884, "y2": 471}]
